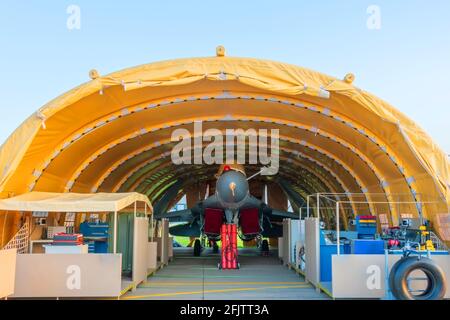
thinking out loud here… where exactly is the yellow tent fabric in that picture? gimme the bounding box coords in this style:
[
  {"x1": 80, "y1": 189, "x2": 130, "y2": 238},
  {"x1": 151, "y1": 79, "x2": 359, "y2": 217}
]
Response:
[
  {"x1": 0, "y1": 53, "x2": 448, "y2": 240},
  {"x1": 0, "y1": 192, "x2": 152, "y2": 213}
]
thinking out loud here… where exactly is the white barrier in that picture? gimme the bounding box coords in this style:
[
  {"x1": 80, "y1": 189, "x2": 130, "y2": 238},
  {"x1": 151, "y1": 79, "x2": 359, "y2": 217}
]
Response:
[
  {"x1": 147, "y1": 242, "x2": 158, "y2": 270},
  {"x1": 156, "y1": 219, "x2": 170, "y2": 265},
  {"x1": 0, "y1": 249, "x2": 17, "y2": 298},
  {"x1": 168, "y1": 236, "x2": 173, "y2": 261},
  {"x1": 305, "y1": 218, "x2": 320, "y2": 288},
  {"x1": 12, "y1": 253, "x2": 122, "y2": 298},
  {"x1": 332, "y1": 254, "x2": 450, "y2": 299},
  {"x1": 290, "y1": 220, "x2": 300, "y2": 265},
  {"x1": 132, "y1": 217, "x2": 149, "y2": 286},
  {"x1": 278, "y1": 237, "x2": 283, "y2": 260}
]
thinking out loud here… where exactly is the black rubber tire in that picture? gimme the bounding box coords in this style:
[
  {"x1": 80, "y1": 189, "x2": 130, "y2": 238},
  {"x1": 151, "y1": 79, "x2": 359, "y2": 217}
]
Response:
[
  {"x1": 193, "y1": 239, "x2": 202, "y2": 257},
  {"x1": 261, "y1": 239, "x2": 269, "y2": 252},
  {"x1": 213, "y1": 243, "x2": 219, "y2": 254},
  {"x1": 389, "y1": 257, "x2": 447, "y2": 300},
  {"x1": 389, "y1": 256, "x2": 416, "y2": 299}
]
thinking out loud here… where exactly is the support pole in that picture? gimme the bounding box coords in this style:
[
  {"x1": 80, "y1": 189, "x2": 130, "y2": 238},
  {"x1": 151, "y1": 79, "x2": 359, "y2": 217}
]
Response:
[
  {"x1": 336, "y1": 201, "x2": 340, "y2": 256},
  {"x1": 299, "y1": 208, "x2": 302, "y2": 235},
  {"x1": 384, "y1": 248, "x2": 391, "y2": 300},
  {"x1": 306, "y1": 196, "x2": 310, "y2": 218},
  {"x1": 150, "y1": 204, "x2": 154, "y2": 242},
  {"x1": 113, "y1": 210, "x2": 118, "y2": 254},
  {"x1": 316, "y1": 193, "x2": 320, "y2": 219}
]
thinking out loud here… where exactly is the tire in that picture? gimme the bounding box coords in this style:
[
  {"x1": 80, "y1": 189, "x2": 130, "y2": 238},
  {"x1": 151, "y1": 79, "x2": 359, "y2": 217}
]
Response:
[
  {"x1": 388, "y1": 257, "x2": 416, "y2": 299},
  {"x1": 389, "y1": 257, "x2": 447, "y2": 300},
  {"x1": 213, "y1": 243, "x2": 219, "y2": 254},
  {"x1": 193, "y1": 239, "x2": 202, "y2": 257}
]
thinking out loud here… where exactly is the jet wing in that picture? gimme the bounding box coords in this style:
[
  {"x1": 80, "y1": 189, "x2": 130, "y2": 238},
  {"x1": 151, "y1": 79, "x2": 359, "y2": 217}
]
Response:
[
  {"x1": 154, "y1": 209, "x2": 194, "y2": 222},
  {"x1": 169, "y1": 221, "x2": 201, "y2": 237},
  {"x1": 261, "y1": 223, "x2": 283, "y2": 238},
  {"x1": 202, "y1": 194, "x2": 221, "y2": 208},
  {"x1": 267, "y1": 208, "x2": 300, "y2": 220}
]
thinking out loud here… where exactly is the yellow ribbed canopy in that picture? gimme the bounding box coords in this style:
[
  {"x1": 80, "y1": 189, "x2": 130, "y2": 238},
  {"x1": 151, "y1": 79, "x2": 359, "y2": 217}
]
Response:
[{"x1": 0, "y1": 54, "x2": 448, "y2": 239}]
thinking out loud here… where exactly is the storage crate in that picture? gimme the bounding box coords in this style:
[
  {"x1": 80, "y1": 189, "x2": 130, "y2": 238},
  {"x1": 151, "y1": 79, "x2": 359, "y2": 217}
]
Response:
[{"x1": 46, "y1": 226, "x2": 67, "y2": 239}]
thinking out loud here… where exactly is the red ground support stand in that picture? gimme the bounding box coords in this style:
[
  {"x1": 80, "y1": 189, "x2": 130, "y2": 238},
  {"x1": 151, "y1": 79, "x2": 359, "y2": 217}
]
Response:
[{"x1": 220, "y1": 224, "x2": 239, "y2": 269}]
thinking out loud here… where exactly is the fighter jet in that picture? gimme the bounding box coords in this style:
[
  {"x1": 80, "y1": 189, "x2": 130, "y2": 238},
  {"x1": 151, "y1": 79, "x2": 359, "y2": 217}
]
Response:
[{"x1": 154, "y1": 164, "x2": 299, "y2": 256}]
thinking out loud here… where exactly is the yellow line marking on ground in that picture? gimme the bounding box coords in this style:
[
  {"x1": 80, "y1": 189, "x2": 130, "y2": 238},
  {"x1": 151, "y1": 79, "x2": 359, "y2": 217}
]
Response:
[
  {"x1": 317, "y1": 283, "x2": 334, "y2": 298},
  {"x1": 120, "y1": 284, "x2": 134, "y2": 296},
  {"x1": 288, "y1": 263, "x2": 333, "y2": 299},
  {"x1": 122, "y1": 285, "x2": 311, "y2": 300},
  {"x1": 140, "y1": 281, "x2": 307, "y2": 286}
]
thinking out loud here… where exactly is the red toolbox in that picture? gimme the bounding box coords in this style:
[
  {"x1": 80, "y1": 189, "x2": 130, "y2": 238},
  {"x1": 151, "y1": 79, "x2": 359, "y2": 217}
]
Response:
[{"x1": 52, "y1": 233, "x2": 84, "y2": 246}]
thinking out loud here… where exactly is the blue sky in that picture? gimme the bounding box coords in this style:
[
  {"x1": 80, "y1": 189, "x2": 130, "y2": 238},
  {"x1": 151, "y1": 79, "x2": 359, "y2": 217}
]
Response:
[{"x1": 0, "y1": 0, "x2": 449, "y2": 152}]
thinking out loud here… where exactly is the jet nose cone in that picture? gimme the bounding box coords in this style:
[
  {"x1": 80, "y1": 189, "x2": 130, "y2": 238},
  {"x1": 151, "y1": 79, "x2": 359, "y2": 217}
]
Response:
[{"x1": 216, "y1": 170, "x2": 249, "y2": 208}]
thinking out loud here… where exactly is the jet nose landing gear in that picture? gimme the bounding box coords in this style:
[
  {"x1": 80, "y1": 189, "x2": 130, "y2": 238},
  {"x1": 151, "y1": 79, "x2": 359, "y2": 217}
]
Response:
[
  {"x1": 213, "y1": 242, "x2": 219, "y2": 254},
  {"x1": 260, "y1": 239, "x2": 270, "y2": 256},
  {"x1": 193, "y1": 239, "x2": 202, "y2": 257}
]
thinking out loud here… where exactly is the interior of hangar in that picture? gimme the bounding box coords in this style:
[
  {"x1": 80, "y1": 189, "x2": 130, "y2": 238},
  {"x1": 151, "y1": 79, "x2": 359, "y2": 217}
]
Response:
[{"x1": 1, "y1": 47, "x2": 449, "y2": 248}]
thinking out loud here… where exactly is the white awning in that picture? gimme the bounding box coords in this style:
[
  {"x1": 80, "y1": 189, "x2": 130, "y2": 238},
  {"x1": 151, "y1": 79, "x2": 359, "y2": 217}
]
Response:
[{"x1": 0, "y1": 192, "x2": 152, "y2": 213}]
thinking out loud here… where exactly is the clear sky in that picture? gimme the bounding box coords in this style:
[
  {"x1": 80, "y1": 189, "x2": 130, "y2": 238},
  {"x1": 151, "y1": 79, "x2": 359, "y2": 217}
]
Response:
[{"x1": 0, "y1": 0, "x2": 449, "y2": 152}]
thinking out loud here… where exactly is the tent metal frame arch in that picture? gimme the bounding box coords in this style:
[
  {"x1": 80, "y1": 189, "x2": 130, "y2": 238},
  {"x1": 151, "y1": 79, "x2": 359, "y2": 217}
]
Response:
[
  {"x1": 143, "y1": 166, "x2": 319, "y2": 210},
  {"x1": 28, "y1": 92, "x2": 419, "y2": 203},
  {"x1": 121, "y1": 153, "x2": 347, "y2": 204},
  {"x1": 114, "y1": 138, "x2": 367, "y2": 205},
  {"x1": 24, "y1": 93, "x2": 423, "y2": 222},
  {"x1": 50, "y1": 114, "x2": 390, "y2": 193},
  {"x1": 143, "y1": 162, "x2": 353, "y2": 222},
  {"x1": 90, "y1": 138, "x2": 370, "y2": 200},
  {"x1": 85, "y1": 128, "x2": 383, "y2": 195},
  {"x1": 145, "y1": 165, "x2": 351, "y2": 228},
  {"x1": 129, "y1": 148, "x2": 364, "y2": 211},
  {"x1": 143, "y1": 161, "x2": 356, "y2": 224},
  {"x1": 109, "y1": 145, "x2": 364, "y2": 216},
  {"x1": 140, "y1": 158, "x2": 345, "y2": 205},
  {"x1": 115, "y1": 151, "x2": 357, "y2": 217},
  {"x1": 53, "y1": 116, "x2": 400, "y2": 217},
  {"x1": 141, "y1": 160, "x2": 340, "y2": 204},
  {"x1": 85, "y1": 128, "x2": 392, "y2": 217}
]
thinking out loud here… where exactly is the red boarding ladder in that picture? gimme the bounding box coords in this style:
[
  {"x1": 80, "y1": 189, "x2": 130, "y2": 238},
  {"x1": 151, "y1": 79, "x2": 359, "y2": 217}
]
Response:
[{"x1": 220, "y1": 224, "x2": 239, "y2": 269}]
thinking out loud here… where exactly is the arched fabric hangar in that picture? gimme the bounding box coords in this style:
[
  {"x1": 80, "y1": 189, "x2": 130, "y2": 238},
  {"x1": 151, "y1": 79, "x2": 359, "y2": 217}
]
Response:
[{"x1": 0, "y1": 49, "x2": 449, "y2": 246}]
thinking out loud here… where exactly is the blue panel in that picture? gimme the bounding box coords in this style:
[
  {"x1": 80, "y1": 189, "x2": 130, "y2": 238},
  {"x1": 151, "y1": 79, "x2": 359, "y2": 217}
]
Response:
[
  {"x1": 79, "y1": 222, "x2": 109, "y2": 237},
  {"x1": 352, "y1": 239, "x2": 385, "y2": 254},
  {"x1": 79, "y1": 222, "x2": 109, "y2": 253},
  {"x1": 87, "y1": 241, "x2": 95, "y2": 253},
  {"x1": 94, "y1": 241, "x2": 108, "y2": 253},
  {"x1": 343, "y1": 243, "x2": 352, "y2": 254},
  {"x1": 356, "y1": 215, "x2": 377, "y2": 239},
  {"x1": 320, "y1": 244, "x2": 344, "y2": 282}
]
